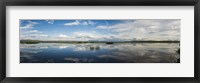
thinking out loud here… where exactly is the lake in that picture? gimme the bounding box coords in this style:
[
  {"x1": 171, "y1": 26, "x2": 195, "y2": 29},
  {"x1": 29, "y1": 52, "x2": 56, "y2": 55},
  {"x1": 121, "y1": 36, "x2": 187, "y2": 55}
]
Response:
[{"x1": 20, "y1": 43, "x2": 180, "y2": 63}]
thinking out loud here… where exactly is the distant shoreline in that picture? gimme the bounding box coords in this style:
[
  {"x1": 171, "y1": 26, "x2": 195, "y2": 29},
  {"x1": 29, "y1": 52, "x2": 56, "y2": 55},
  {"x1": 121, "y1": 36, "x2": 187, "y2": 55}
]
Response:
[{"x1": 20, "y1": 40, "x2": 180, "y2": 44}]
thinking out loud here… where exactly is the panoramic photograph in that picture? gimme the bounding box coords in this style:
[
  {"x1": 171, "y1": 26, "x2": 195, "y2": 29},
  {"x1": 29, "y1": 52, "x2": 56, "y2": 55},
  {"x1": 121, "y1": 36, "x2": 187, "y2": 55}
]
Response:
[{"x1": 20, "y1": 19, "x2": 180, "y2": 63}]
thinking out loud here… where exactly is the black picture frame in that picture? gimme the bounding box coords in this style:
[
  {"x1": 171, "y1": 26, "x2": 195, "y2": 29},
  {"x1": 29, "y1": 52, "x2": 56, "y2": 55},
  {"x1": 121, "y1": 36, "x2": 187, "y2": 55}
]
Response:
[{"x1": 0, "y1": 0, "x2": 200, "y2": 83}]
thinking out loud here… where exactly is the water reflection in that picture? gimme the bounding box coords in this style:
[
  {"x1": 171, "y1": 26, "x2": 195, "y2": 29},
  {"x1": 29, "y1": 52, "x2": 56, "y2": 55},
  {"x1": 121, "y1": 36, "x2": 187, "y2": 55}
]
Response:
[{"x1": 20, "y1": 43, "x2": 180, "y2": 63}]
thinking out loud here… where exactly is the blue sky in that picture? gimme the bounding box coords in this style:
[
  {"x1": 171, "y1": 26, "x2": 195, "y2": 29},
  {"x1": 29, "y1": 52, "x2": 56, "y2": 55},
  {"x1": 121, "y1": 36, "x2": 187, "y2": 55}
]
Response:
[{"x1": 20, "y1": 19, "x2": 180, "y2": 41}]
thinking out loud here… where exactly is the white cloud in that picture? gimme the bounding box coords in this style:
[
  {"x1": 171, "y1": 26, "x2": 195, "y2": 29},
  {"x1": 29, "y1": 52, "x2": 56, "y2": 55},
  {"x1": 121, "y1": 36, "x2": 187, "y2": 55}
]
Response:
[
  {"x1": 20, "y1": 21, "x2": 38, "y2": 29},
  {"x1": 58, "y1": 34, "x2": 68, "y2": 38},
  {"x1": 21, "y1": 30, "x2": 42, "y2": 34},
  {"x1": 71, "y1": 31, "x2": 123, "y2": 41},
  {"x1": 20, "y1": 20, "x2": 50, "y2": 40},
  {"x1": 96, "y1": 19, "x2": 180, "y2": 41},
  {"x1": 87, "y1": 20, "x2": 95, "y2": 25},
  {"x1": 48, "y1": 32, "x2": 101, "y2": 41},
  {"x1": 29, "y1": 30, "x2": 40, "y2": 33},
  {"x1": 64, "y1": 20, "x2": 95, "y2": 26},
  {"x1": 64, "y1": 20, "x2": 80, "y2": 26},
  {"x1": 39, "y1": 34, "x2": 48, "y2": 37},
  {"x1": 96, "y1": 25, "x2": 108, "y2": 29},
  {"x1": 72, "y1": 32, "x2": 96, "y2": 41},
  {"x1": 20, "y1": 33, "x2": 48, "y2": 40},
  {"x1": 46, "y1": 20, "x2": 54, "y2": 24},
  {"x1": 73, "y1": 32, "x2": 93, "y2": 37},
  {"x1": 20, "y1": 20, "x2": 180, "y2": 41}
]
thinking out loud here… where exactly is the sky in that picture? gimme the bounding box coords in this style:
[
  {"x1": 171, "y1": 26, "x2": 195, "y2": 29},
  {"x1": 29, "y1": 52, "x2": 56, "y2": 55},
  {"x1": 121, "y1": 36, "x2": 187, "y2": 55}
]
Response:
[{"x1": 20, "y1": 19, "x2": 180, "y2": 41}]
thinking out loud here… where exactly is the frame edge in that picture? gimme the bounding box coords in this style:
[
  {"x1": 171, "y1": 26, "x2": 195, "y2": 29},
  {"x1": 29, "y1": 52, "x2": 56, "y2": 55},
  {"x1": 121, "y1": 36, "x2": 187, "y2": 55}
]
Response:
[
  {"x1": 0, "y1": 0, "x2": 200, "y2": 83},
  {"x1": 0, "y1": 1, "x2": 6, "y2": 83},
  {"x1": 195, "y1": 0, "x2": 200, "y2": 80}
]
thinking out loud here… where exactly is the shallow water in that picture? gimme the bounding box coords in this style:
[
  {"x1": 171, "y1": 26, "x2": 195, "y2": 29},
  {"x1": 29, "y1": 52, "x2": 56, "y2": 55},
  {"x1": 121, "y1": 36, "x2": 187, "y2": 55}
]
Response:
[{"x1": 20, "y1": 43, "x2": 180, "y2": 63}]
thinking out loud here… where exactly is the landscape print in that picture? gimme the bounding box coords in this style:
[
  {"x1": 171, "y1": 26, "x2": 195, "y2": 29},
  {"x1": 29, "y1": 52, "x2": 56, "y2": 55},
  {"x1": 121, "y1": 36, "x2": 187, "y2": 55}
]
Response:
[{"x1": 20, "y1": 19, "x2": 180, "y2": 63}]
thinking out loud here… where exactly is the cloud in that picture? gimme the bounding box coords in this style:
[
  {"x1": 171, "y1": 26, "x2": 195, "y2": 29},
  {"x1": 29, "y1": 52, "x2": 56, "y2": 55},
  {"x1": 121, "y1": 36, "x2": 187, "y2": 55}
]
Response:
[
  {"x1": 96, "y1": 25, "x2": 108, "y2": 29},
  {"x1": 71, "y1": 31, "x2": 123, "y2": 41},
  {"x1": 72, "y1": 32, "x2": 96, "y2": 41},
  {"x1": 39, "y1": 34, "x2": 49, "y2": 37},
  {"x1": 64, "y1": 20, "x2": 80, "y2": 26},
  {"x1": 20, "y1": 20, "x2": 49, "y2": 40},
  {"x1": 58, "y1": 34, "x2": 68, "y2": 38},
  {"x1": 87, "y1": 20, "x2": 95, "y2": 25},
  {"x1": 20, "y1": 20, "x2": 180, "y2": 41},
  {"x1": 45, "y1": 20, "x2": 54, "y2": 24},
  {"x1": 29, "y1": 30, "x2": 40, "y2": 33},
  {"x1": 64, "y1": 20, "x2": 95, "y2": 26},
  {"x1": 20, "y1": 33, "x2": 48, "y2": 40},
  {"x1": 20, "y1": 21, "x2": 38, "y2": 29},
  {"x1": 45, "y1": 34, "x2": 69, "y2": 41},
  {"x1": 21, "y1": 30, "x2": 42, "y2": 34},
  {"x1": 73, "y1": 32, "x2": 94, "y2": 38},
  {"x1": 96, "y1": 19, "x2": 180, "y2": 41}
]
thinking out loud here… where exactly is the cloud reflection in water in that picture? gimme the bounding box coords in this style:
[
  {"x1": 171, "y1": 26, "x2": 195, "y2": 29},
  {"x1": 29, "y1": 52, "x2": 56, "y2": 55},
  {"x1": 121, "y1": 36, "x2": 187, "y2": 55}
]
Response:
[{"x1": 20, "y1": 43, "x2": 180, "y2": 63}]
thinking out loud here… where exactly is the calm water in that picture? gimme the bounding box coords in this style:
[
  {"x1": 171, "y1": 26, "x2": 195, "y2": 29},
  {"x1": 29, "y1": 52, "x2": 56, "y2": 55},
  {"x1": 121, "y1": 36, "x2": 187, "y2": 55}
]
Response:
[{"x1": 20, "y1": 43, "x2": 180, "y2": 63}]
